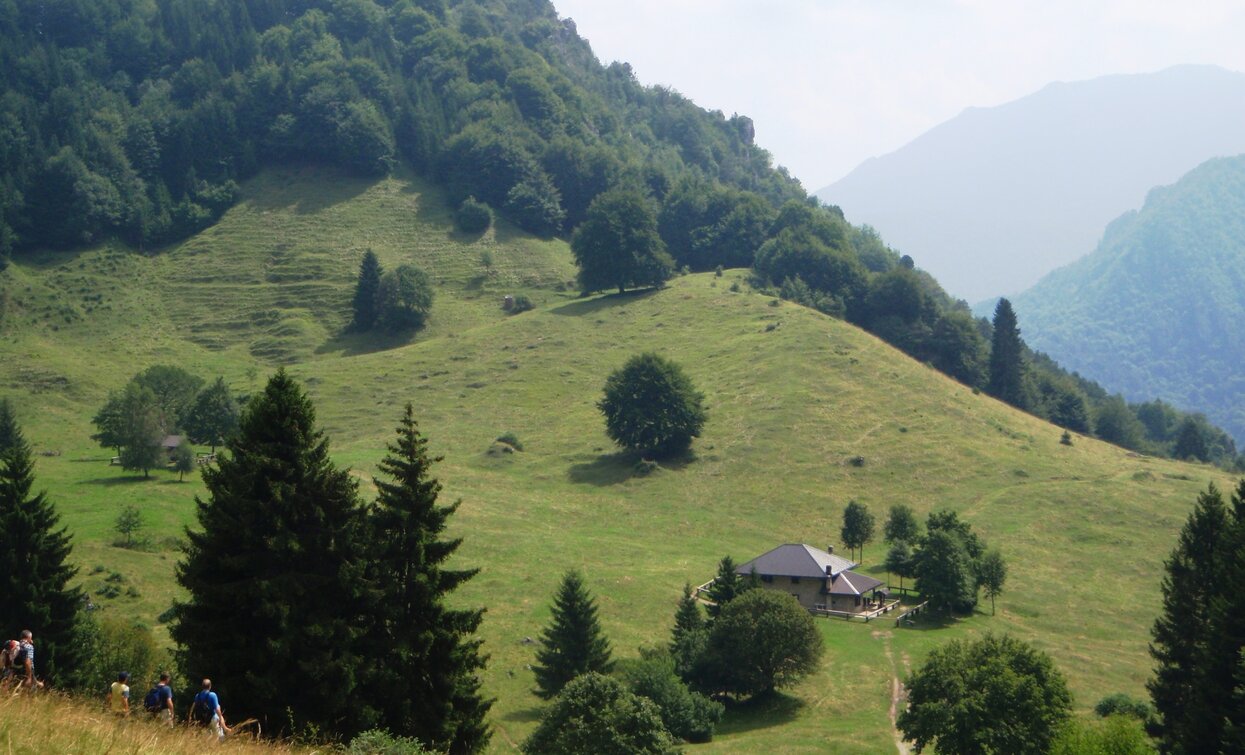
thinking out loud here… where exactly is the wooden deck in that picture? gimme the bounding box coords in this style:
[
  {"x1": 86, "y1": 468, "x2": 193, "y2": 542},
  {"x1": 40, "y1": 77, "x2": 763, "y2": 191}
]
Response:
[{"x1": 809, "y1": 599, "x2": 902, "y2": 622}]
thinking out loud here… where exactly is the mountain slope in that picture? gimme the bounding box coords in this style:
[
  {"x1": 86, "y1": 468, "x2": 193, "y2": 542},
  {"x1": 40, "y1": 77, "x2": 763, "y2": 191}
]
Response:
[
  {"x1": 1011, "y1": 155, "x2": 1245, "y2": 443},
  {"x1": 816, "y1": 65, "x2": 1245, "y2": 302},
  {"x1": 0, "y1": 168, "x2": 1228, "y2": 750}
]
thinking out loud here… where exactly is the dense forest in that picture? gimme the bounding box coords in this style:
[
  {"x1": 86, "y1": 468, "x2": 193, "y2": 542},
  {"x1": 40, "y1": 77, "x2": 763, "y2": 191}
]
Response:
[{"x1": 0, "y1": 0, "x2": 1235, "y2": 468}]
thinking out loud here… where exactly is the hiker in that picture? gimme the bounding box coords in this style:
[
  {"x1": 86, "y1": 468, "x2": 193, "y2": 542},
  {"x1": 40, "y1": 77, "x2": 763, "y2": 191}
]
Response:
[
  {"x1": 106, "y1": 671, "x2": 130, "y2": 717},
  {"x1": 190, "y1": 678, "x2": 229, "y2": 742},
  {"x1": 12, "y1": 630, "x2": 35, "y2": 689},
  {"x1": 0, "y1": 637, "x2": 17, "y2": 681},
  {"x1": 144, "y1": 672, "x2": 174, "y2": 725}
]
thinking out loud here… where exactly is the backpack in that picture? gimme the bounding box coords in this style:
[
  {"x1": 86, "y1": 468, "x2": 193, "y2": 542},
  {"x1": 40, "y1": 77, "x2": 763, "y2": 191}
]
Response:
[
  {"x1": 11, "y1": 642, "x2": 27, "y2": 667},
  {"x1": 1, "y1": 640, "x2": 15, "y2": 669},
  {"x1": 192, "y1": 692, "x2": 214, "y2": 724},
  {"x1": 144, "y1": 687, "x2": 162, "y2": 713}
]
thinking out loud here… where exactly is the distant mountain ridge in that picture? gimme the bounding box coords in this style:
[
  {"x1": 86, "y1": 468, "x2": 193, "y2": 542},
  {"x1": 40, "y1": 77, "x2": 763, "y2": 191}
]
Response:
[
  {"x1": 816, "y1": 65, "x2": 1245, "y2": 302},
  {"x1": 1010, "y1": 154, "x2": 1245, "y2": 443}
]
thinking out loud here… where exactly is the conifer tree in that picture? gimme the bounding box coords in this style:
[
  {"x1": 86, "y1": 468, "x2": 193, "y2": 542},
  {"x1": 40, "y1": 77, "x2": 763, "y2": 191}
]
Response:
[
  {"x1": 352, "y1": 249, "x2": 383, "y2": 330},
  {"x1": 532, "y1": 570, "x2": 613, "y2": 699},
  {"x1": 172, "y1": 370, "x2": 373, "y2": 737},
  {"x1": 705, "y1": 556, "x2": 743, "y2": 618},
  {"x1": 1148, "y1": 483, "x2": 1228, "y2": 752},
  {"x1": 364, "y1": 404, "x2": 491, "y2": 753},
  {"x1": 987, "y1": 298, "x2": 1028, "y2": 410},
  {"x1": 1187, "y1": 480, "x2": 1245, "y2": 753},
  {"x1": 671, "y1": 583, "x2": 706, "y2": 679},
  {"x1": 0, "y1": 400, "x2": 83, "y2": 684}
]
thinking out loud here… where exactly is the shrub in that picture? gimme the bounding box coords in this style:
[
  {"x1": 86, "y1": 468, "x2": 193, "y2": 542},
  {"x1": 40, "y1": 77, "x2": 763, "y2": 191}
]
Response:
[
  {"x1": 454, "y1": 196, "x2": 492, "y2": 234},
  {"x1": 714, "y1": 265, "x2": 723, "y2": 277},
  {"x1": 1094, "y1": 692, "x2": 1153, "y2": 721},
  {"x1": 348, "y1": 729, "x2": 432, "y2": 755},
  {"x1": 698, "y1": 590, "x2": 823, "y2": 697},
  {"x1": 376, "y1": 264, "x2": 434, "y2": 331},
  {"x1": 496, "y1": 432, "x2": 523, "y2": 451},
  {"x1": 68, "y1": 614, "x2": 164, "y2": 693},
  {"x1": 1061, "y1": 430, "x2": 1073, "y2": 446},
  {"x1": 509, "y1": 294, "x2": 534, "y2": 314},
  {"x1": 622, "y1": 652, "x2": 723, "y2": 743},
  {"x1": 522, "y1": 673, "x2": 678, "y2": 755}
]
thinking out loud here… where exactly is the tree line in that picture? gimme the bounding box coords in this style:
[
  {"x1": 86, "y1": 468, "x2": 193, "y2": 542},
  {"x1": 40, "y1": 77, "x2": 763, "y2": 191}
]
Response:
[{"x1": 4, "y1": 374, "x2": 492, "y2": 751}]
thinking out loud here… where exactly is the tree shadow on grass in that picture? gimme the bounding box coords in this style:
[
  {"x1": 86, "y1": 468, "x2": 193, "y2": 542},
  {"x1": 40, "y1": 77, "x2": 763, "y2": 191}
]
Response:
[
  {"x1": 550, "y1": 288, "x2": 659, "y2": 317},
  {"x1": 500, "y1": 706, "x2": 544, "y2": 724},
  {"x1": 314, "y1": 327, "x2": 418, "y2": 358},
  {"x1": 567, "y1": 449, "x2": 696, "y2": 487},
  {"x1": 897, "y1": 611, "x2": 960, "y2": 631},
  {"x1": 714, "y1": 690, "x2": 806, "y2": 736},
  {"x1": 78, "y1": 475, "x2": 156, "y2": 486}
]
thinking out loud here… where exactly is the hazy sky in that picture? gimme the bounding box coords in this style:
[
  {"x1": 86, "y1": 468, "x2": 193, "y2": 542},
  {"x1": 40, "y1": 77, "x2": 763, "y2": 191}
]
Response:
[{"x1": 551, "y1": 1, "x2": 1245, "y2": 191}]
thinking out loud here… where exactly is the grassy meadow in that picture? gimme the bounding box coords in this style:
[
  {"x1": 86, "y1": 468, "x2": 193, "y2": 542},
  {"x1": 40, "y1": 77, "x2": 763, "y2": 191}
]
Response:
[{"x1": 0, "y1": 166, "x2": 1230, "y2": 753}]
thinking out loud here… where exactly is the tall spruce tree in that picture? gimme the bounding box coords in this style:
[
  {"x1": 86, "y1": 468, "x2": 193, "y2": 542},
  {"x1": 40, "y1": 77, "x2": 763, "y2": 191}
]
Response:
[
  {"x1": 172, "y1": 370, "x2": 374, "y2": 737},
  {"x1": 352, "y1": 249, "x2": 383, "y2": 330},
  {"x1": 671, "y1": 582, "x2": 706, "y2": 679},
  {"x1": 987, "y1": 298, "x2": 1028, "y2": 410},
  {"x1": 364, "y1": 404, "x2": 491, "y2": 753},
  {"x1": 532, "y1": 570, "x2": 613, "y2": 699},
  {"x1": 0, "y1": 400, "x2": 83, "y2": 684},
  {"x1": 1186, "y1": 480, "x2": 1245, "y2": 753},
  {"x1": 1148, "y1": 483, "x2": 1228, "y2": 752},
  {"x1": 705, "y1": 556, "x2": 744, "y2": 619}
]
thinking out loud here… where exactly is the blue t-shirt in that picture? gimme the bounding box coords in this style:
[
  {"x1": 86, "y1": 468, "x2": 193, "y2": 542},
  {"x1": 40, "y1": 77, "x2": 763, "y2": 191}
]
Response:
[
  {"x1": 156, "y1": 683, "x2": 173, "y2": 707},
  {"x1": 195, "y1": 690, "x2": 219, "y2": 715}
]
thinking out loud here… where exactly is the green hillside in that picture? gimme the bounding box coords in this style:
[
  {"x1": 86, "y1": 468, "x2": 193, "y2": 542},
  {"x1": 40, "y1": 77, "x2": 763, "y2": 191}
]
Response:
[
  {"x1": 0, "y1": 169, "x2": 1228, "y2": 752},
  {"x1": 1012, "y1": 154, "x2": 1245, "y2": 444}
]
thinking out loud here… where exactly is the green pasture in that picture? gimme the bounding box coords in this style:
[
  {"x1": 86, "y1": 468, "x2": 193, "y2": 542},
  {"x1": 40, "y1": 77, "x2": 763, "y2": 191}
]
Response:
[{"x1": 0, "y1": 168, "x2": 1228, "y2": 752}]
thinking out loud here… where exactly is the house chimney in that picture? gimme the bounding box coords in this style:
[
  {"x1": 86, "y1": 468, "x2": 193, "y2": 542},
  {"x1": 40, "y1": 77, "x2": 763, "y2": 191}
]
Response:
[{"x1": 826, "y1": 565, "x2": 833, "y2": 576}]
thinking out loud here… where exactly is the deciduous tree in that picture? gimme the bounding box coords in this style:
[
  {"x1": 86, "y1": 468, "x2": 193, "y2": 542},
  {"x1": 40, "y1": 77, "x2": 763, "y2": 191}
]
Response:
[
  {"x1": 599, "y1": 353, "x2": 706, "y2": 459},
  {"x1": 884, "y1": 503, "x2": 920, "y2": 544},
  {"x1": 572, "y1": 189, "x2": 673, "y2": 294},
  {"x1": 841, "y1": 500, "x2": 875, "y2": 562},
  {"x1": 978, "y1": 549, "x2": 1007, "y2": 615},
  {"x1": 699, "y1": 590, "x2": 823, "y2": 697},
  {"x1": 522, "y1": 673, "x2": 677, "y2": 755},
  {"x1": 897, "y1": 634, "x2": 1072, "y2": 754},
  {"x1": 184, "y1": 377, "x2": 238, "y2": 453}
]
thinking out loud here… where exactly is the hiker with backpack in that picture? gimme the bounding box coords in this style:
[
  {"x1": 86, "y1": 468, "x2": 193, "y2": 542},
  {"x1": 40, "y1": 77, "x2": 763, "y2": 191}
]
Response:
[
  {"x1": 189, "y1": 678, "x2": 229, "y2": 742},
  {"x1": 106, "y1": 671, "x2": 130, "y2": 717},
  {"x1": 143, "y1": 672, "x2": 174, "y2": 725},
  {"x1": 12, "y1": 630, "x2": 35, "y2": 689}
]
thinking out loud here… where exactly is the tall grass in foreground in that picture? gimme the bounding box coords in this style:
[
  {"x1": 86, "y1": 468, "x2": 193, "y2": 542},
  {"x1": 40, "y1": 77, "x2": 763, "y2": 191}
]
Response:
[{"x1": 0, "y1": 689, "x2": 316, "y2": 754}]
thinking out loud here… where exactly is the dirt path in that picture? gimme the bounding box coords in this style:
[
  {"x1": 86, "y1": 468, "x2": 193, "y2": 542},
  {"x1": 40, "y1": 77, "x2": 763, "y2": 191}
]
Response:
[{"x1": 878, "y1": 631, "x2": 911, "y2": 755}]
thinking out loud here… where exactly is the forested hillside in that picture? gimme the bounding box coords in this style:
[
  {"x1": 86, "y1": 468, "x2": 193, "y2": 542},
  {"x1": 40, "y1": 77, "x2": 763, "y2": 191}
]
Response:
[
  {"x1": 0, "y1": 0, "x2": 802, "y2": 259},
  {"x1": 1012, "y1": 155, "x2": 1245, "y2": 446}
]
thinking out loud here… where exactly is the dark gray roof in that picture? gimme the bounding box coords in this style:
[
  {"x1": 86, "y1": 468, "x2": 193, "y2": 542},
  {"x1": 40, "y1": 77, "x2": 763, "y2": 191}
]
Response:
[
  {"x1": 827, "y1": 570, "x2": 885, "y2": 596},
  {"x1": 735, "y1": 544, "x2": 858, "y2": 579}
]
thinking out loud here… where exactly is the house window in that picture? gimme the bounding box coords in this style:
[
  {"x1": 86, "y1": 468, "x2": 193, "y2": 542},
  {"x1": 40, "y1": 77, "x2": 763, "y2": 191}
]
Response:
[
  {"x1": 761, "y1": 575, "x2": 773, "y2": 583},
  {"x1": 854, "y1": 595, "x2": 861, "y2": 606},
  {"x1": 790, "y1": 576, "x2": 800, "y2": 584}
]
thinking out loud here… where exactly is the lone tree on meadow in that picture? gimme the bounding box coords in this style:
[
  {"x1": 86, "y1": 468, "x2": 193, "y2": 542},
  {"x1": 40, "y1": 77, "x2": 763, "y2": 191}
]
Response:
[
  {"x1": 0, "y1": 399, "x2": 84, "y2": 684},
  {"x1": 183, "y1": 376, "x2": 239, "y2": 453},
  {"x1": 113, "y1": 383, "x2": 164, "y2": 478},
  {"x1": 987, "y1": 298, "x2": 1028, "y2": 410},
  {"x1": 841, "y1": 500, "x2": 875, "y2": 562},
  {"x1": 572, "y1": 189, "x2": 673, "y2": 294},
  {"x1": 599, "y1": 353, "x2": 706, "y2": 459},
  {"x1": 914, "y1": 529, "x2": 978, "y2": 615},
  {"x1": 533, "y1": 570, "x2": 614, "y2": 699},
  {"x1": 699, "y1": 590, "x2": 824, "y2": 698},
  {"x1": 172, "y1": 369, "x2": 375, "y2": 737},
  {"x1": 364, "y1": 404, "x2": 492, "y2": 752},
  {"x1": 977, "y1": 549, "x2": 1007, "y2": 615},
  {"x1": 898, "y1": 634, "x2": 1072, "y2": 755},
  {"x1": 352, "y1": 249, "x2": 383, "y2": 330},
  {"x1": 113, "y1": 504, "x2": 145, "y2": 548},
  {"x1": 376, "y1": 263, "x2": 434, "y2": 331}
]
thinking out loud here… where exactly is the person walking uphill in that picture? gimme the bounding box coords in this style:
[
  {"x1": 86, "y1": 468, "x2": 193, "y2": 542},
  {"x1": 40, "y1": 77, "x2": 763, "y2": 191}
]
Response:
[
  {"x1": 106, "y1": 672, "x2": 130, "y2": 717},
  {"x1": 190, "y1": 678, "x2": 229, "y2": 742}
]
